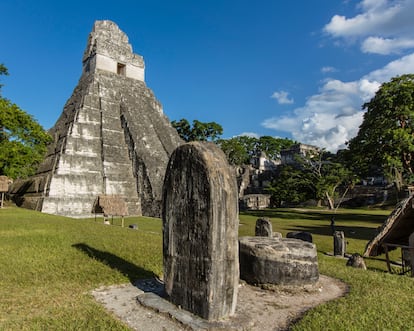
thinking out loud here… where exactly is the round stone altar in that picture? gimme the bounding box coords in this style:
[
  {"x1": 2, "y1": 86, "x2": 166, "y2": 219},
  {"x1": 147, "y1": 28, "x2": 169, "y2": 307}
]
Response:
[{"x1": 239, "y1": 236, "x2": 319, "y2": 286}]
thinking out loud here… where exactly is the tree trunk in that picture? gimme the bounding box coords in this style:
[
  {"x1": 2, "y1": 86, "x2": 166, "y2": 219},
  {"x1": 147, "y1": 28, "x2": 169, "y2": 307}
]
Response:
[
  {"x1": 325, "y1": 191, "x2": 334, "y2": 210},
  {"x1": 394, "y1": 167, "x2": 403, "y2": 192}
]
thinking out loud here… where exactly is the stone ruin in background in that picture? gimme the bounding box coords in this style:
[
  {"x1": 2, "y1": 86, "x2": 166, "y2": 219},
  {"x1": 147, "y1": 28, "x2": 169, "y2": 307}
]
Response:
[
  {"x1": 10, "y1": 20, "x2": 183, "y2": 217},
  {"x1": 162, "y1": 142, "x2": 239, "y2": 321}
]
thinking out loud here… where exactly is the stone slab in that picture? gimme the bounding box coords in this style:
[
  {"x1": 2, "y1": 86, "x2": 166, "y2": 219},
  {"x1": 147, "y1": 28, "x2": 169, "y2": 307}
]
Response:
[
  {"x1": 162, "y1": 142, "x2": 239, "y2": 320},
  {"x1": 91, "y1": 276, "x2": 348, "y2": 331}
]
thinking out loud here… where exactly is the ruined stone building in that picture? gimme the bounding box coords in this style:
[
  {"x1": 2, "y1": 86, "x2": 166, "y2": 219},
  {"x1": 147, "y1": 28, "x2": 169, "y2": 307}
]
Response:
[
  {"x1": 238, "y1": 143, "x2": 321, "y2": 210},
  {"x1": 280, "y1": 143, "x2": 320, "y2": 165},
  {"x1": 11, "y1": 20, "x2": 183, "y2": 217}
]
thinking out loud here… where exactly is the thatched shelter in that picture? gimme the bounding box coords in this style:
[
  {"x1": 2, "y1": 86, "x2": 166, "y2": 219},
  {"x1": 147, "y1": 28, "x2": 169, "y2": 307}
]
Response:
[
  {"x1": 0, "y1": 176, "x2": 12, "y2": 208},
  {"x1": 364, "y1": 196, "x2": 414, "y2": 257},
  {"x1": 92, "y1": 195, "x2": 129, "y2": 218},
  {"x1": 0, "y1": 176, "x2": 10, "y2": 193}
]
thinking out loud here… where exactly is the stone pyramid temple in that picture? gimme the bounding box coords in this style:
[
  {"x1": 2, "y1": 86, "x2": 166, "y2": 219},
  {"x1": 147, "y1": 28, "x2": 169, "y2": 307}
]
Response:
[{"x1": 11, "y1": 20, "x2": 183, "y2": 217}]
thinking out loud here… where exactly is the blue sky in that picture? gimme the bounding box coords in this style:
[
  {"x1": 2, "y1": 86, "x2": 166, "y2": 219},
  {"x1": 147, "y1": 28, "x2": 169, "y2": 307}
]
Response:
[{"x1": 2, "y1": 0, "x2": 414, "y2": 152}]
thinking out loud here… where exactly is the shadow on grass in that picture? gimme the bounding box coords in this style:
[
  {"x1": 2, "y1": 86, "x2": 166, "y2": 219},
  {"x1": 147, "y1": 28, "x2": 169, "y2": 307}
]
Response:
[
  {"x1": 287, "y1": 224, "x2": 379, "y2": 241},
  {"x1": 242, "y1": 209, "x2": 389, "y2": 224},
  {"x1": 72, "y1": 243, "x2": 156, "y2": 282},
  {"x1": 242, "y1": 209, "x2": 388, "y2": 241}
]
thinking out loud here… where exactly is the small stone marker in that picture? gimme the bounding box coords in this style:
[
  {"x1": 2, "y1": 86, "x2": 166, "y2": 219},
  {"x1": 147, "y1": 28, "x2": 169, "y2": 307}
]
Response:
[
  {"x1": 287, "y1": 231, "x2": 313, "y2": 243},
  {"x1": 255, "y1": 218, "x2": 273, "y2": 237},
  {"x1": 162, "y1": 142, "x2": 239, "y2": 321},
  {"x1": 333, "y1": 231, "x2": 346, "y2": 257},
  {"x1": 239, "y1": 236, "x2": 319, "y2": 285},
  {"x1": 346, "y1": 253, "x2": 367, "y2": 270}
]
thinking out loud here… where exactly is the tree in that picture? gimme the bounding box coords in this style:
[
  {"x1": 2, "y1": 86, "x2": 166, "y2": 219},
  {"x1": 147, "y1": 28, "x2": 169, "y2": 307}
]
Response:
[
  {"x1": 257, "y1": 136, "x2": 295, "y2": 160},
  {"x1": 218, "y1": 135, "x2": 295, "y2": 166},
  {"x1": 0, "y1": 65, "x2": 52, "y2": 179},
  {"x1": 0, "y1": 64, "x2": 8, "y2": 89},
  {"x1": 267, "y1": 150, "x2": 355, "y2": 209},
  {"x1": 217, "y1": 137, "x2": 250, "y2": 165},
  {"x1": 347, "y1": 74, "x2": 414, "y2": 191},
  {"x1": 171, "y1": 118, "x2": 223, "y2": 142},
  {"x1": 266, "y1": 164, "x2": 313, "y2": 207},
  {"x1": 302, "y1": 152, "x2": 355, "y2": 209}
]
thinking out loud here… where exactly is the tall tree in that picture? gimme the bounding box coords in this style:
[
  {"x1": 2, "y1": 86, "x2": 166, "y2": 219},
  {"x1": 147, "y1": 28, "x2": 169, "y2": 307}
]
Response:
[
  {"x1": 0, "y1": 64, "x2": 52, "y2": 179},
  {"x1": 266, "y1": 164, "x2": 313, "y2": 207},
  {"x1": 302, "y1": 152, "x2": 355, "y2": 209},
  {"x1": 347, "y1": 74, "x2": 414, "y2": 190},
  {"x1": 171, "y1": 118, "x2": 223, "y2": 142},
  {"x1": 257, "y1": 136, "x2": 295, "y2": 160},
  {"x1": 268, "y1": 150, "x2": 354, "y2": 209},
  {"x1": 218, "y1": 135, "x2": 295, "y2": 166},
  {"x1": 217, "y1": 137, "x2": 250, "y2": 165}
]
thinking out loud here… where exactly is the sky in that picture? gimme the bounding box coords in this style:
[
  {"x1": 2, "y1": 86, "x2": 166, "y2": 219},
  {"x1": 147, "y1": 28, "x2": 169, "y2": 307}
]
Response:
[{"x1": 2, "y1": 0, "x2": 414, "y2": 152}]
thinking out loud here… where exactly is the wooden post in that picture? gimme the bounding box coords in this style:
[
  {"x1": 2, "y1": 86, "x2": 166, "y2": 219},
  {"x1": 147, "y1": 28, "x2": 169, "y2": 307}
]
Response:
[
  {"x1": 409, "y1": 233, "x2": 414, "y2": 277},
  {"x1": 0, "y1": 176, "x2": 9, "y2": 208},
  {"x1": 383, "y1": 244, "x2": 391, "y2": 272}
]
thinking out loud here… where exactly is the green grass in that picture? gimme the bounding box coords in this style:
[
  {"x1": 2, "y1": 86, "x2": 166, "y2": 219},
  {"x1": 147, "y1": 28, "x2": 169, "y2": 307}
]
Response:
[
  {"x1": 1, "y1": 205, "x2": 413, "y2": 330},
  {"x1": 0, "y1": 207, "x2": 162, "y2": 330}
]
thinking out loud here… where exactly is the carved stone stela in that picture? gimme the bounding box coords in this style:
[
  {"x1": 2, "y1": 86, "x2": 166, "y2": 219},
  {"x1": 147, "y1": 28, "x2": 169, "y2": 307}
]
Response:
[
  {"x1": 162, "y1": 142, "x2": 239, "y2": 321},
  {"x1": 11, "y1": 20, "x2": 182, "y2": 217}
]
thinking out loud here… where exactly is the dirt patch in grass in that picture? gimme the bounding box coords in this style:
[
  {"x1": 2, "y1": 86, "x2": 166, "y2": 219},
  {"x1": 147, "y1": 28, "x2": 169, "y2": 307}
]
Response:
[{"x1": 92, "y1": 274, "x2": 347, "y2": 331}]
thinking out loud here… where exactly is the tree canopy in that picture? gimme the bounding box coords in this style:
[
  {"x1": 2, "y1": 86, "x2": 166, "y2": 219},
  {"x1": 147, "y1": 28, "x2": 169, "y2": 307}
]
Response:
[
  {"x1": 267, "y1": 150, "x2": 354, "y2": 209},
  {"x1": 0, "y1": 65, "x2": 52, "y2": 179},
  {"x1": 171, "y1": 118, "x2": 223, "y2": 142},
  {"x1": 347, "y1": 74, "x2": 414, "y2": 190},
  {"x1": 218, "y1": 135, "x2": 295, "y2": 166}
]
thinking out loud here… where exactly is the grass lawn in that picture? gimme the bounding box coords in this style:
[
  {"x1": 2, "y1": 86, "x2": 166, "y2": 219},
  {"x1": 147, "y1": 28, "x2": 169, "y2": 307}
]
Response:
[{"x1": 1, "y1": 205, "x2": 414, "y2": 330}]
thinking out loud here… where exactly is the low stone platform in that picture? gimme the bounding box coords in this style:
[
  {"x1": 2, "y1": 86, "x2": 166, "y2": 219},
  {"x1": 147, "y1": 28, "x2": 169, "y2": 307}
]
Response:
[
  {"x1": 239, "y1": 236, "x2": 319, "y2": 286},
  {"x1": 91, "y1": 275, "x2": 347, "y2": 331}
]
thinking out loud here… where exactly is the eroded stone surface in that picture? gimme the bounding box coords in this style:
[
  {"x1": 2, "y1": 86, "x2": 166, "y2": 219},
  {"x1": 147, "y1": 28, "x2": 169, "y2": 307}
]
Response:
[
  {"x1": 162, "y1": 142, "x2": 239, "y2": 321},
  {"x1": 239, "y1": 236, "x2": 319, "y2": 286},
  {"x1": 334, "y1": 231, "x2": 346, "y2": 257},
  {"x1": 287, "y1": 231, "x2": 313, "y2": 243},
  {"x1": 255, "y1": 218, "x2": 273, "y2": 237}
]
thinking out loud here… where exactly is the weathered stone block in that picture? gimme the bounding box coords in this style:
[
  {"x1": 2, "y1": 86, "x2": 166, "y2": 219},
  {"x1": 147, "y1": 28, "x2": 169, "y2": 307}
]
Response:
[
  {"x1": 334, "y1": 231, "x2": 346, "y2": 257},
  {"x1": 163, "y1": 142, "x2": 239, "y2": 321},
  {"x1": 287, "y1": 231, "x2": 313, "y2": 243},
  {"x1": 255, "y1": 218, "x2": 273, "y2": 237},
  {"x1": 239, "y1": 236, "x2": 319, "y2": 286},
  {"x1": 346, "y1": 253, "x2": 367, "y2": 270}
]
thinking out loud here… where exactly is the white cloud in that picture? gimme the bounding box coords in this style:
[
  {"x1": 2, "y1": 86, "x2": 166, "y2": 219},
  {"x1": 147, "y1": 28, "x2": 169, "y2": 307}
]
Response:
[
  {"x1": 261, "y1": 2, "x2": 414, "y2": 152},
  {"x1": 365, "y1": 52, "x2": 414, "y2": 82},
  {"x1": 324, "y1": 1, "x2": 403, "y2": 37},
  {"x1": 321, "y1": 66, "x2": 338, "y2": 73},
  {"x1": 270, "y1": 90, "x2": 294, "y2": 104},
  {"x1": 362, "y1": 36, "x2": 414, "y2": 54},
  {"x1": 358, "y1": 79, "x2": 381, "y2": 101},
  {"x1": 324, "y1": 0, "x2": 414, "y2": 55},
  {"x1": 261, "y1": 52, "x2": 414, "y2": 152}
]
